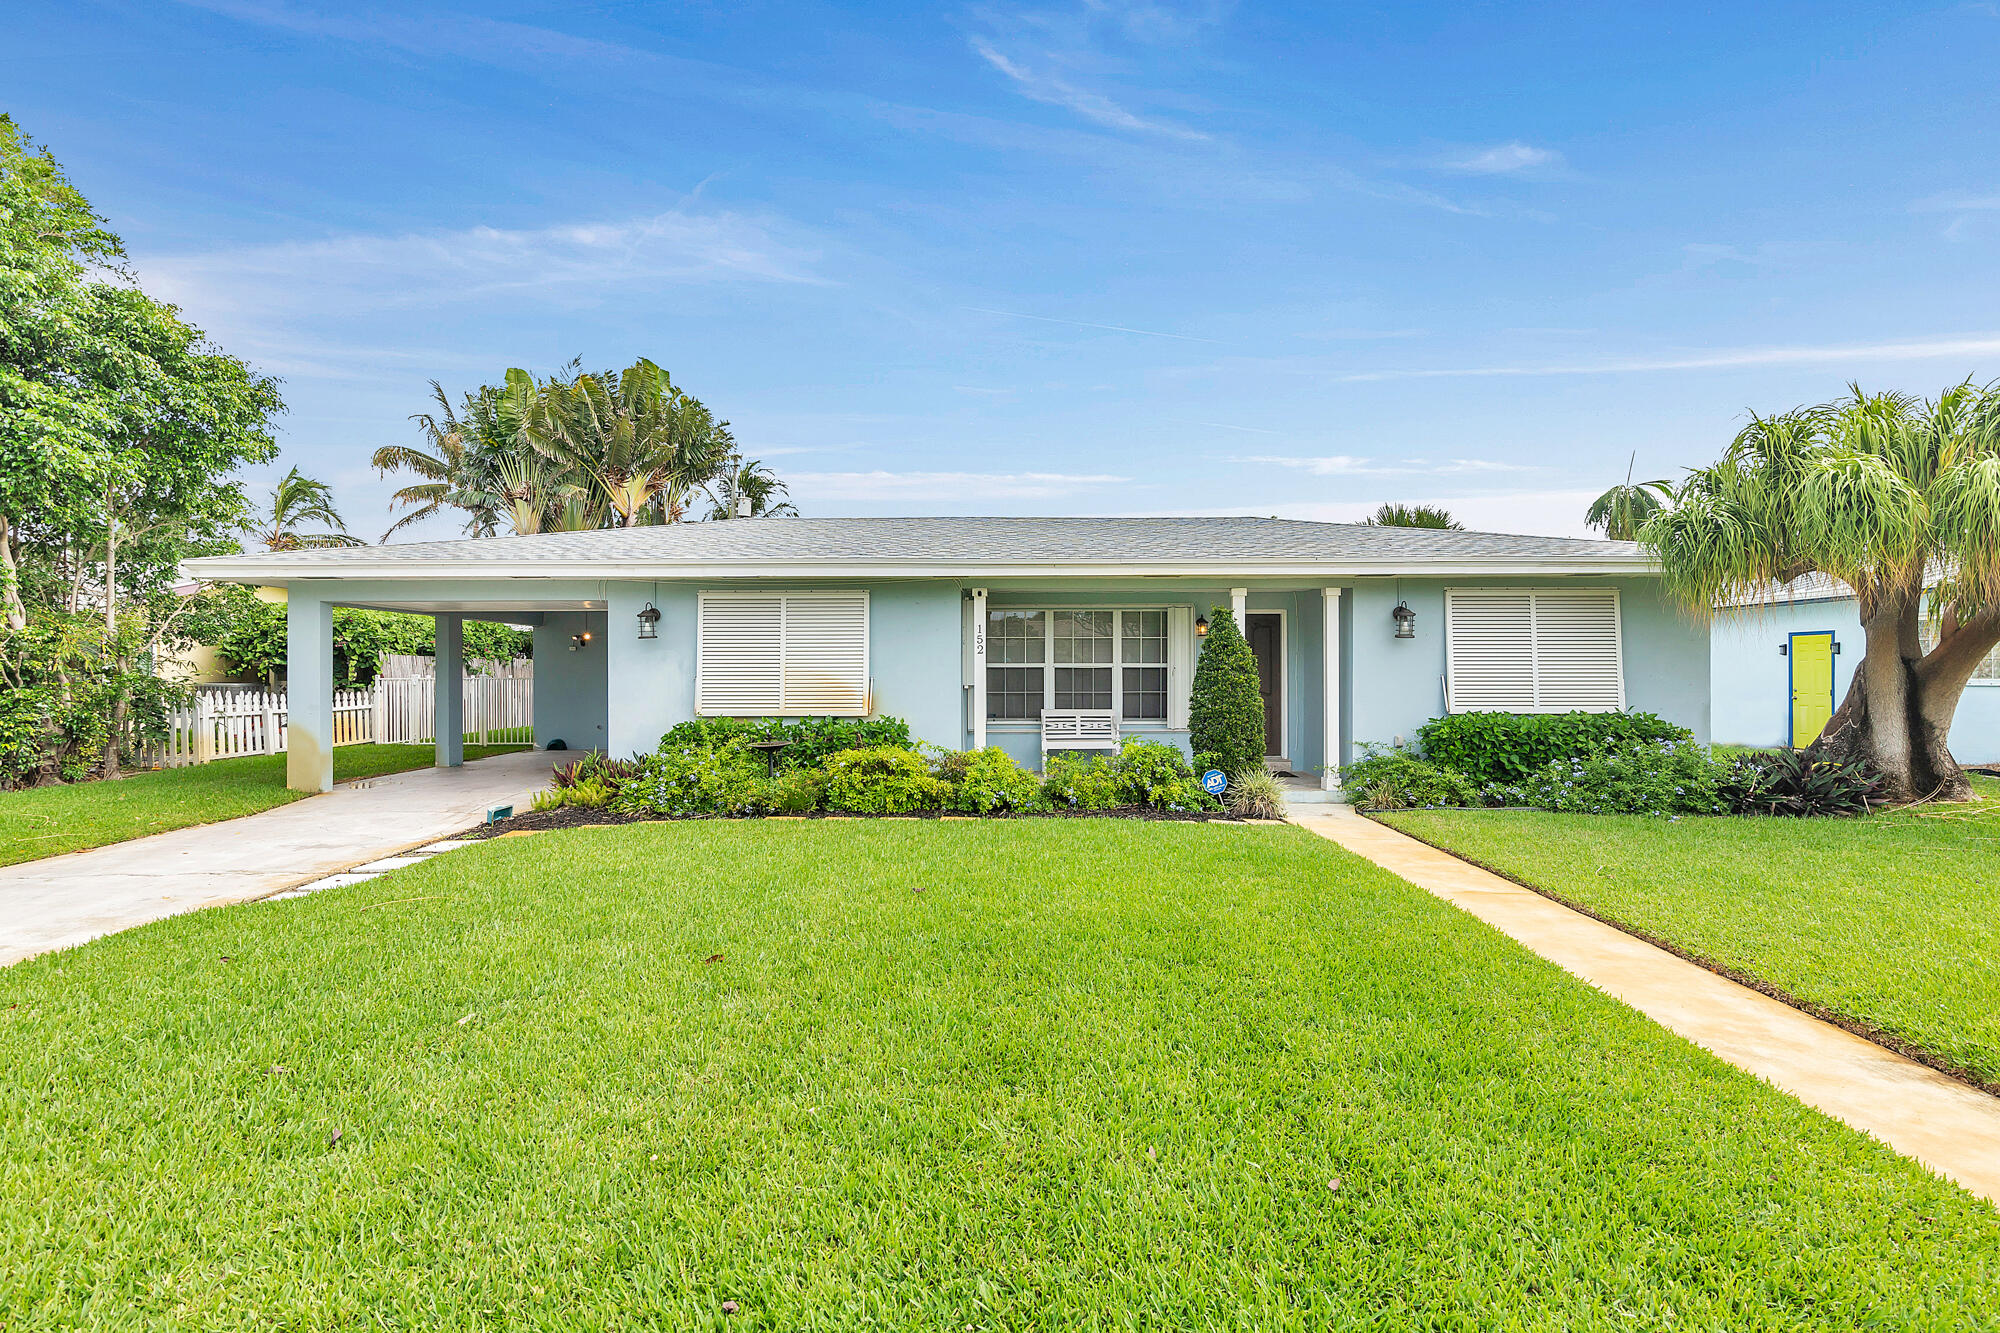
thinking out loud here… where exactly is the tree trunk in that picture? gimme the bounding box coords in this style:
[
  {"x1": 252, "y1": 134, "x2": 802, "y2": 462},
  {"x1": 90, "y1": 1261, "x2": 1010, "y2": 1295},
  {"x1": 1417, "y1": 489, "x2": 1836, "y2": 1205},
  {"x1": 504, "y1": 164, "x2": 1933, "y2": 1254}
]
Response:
[
  {"x1": 0, "y1": 512, "x2": 24, "y2": 630},
  {"x1": 1815, "y1": 596, "x2": 1998, "y2": 803}
]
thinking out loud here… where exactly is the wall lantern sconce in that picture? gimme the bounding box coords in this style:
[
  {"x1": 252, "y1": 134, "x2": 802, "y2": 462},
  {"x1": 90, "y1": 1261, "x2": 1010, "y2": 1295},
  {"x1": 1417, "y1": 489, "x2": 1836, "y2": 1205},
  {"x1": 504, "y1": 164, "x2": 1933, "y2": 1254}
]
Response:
[
  {"x1": 1194, "y1": 615, "x2": 1210, "y2": 638},
  {"x1": 636, "y1": 602, "x2": 661, "y2": 640},
  {"x1": 1392, "y1": 601, "x2": 1417, "y2": 640},
  {"x1": 569, "y1": 631, "x2": 593, "y2": 652}
]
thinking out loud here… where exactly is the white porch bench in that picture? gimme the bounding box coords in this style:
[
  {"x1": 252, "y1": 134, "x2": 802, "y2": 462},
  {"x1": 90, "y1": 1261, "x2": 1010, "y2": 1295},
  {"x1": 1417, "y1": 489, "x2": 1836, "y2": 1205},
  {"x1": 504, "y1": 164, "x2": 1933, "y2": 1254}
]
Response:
[{"x1": 1040, "y1": 709, "x2": 1119, "y2": 767}]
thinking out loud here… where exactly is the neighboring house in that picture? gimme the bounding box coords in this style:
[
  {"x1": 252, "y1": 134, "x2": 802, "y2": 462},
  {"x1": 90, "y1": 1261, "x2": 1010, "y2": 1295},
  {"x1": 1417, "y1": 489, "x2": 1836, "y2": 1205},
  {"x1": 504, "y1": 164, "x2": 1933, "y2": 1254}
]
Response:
[
  {"x1": 1711, "y1": 576, "x2": 2000, "y2": 761},
  {"x1": 182, "y1": 517, "x2": 1709, "y2": 793}
]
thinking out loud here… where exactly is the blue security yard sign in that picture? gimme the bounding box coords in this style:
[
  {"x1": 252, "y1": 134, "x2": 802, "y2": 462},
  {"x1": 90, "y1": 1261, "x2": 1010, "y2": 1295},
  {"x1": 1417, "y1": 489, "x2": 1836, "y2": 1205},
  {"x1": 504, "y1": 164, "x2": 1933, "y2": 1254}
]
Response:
[{"x1": 1200, "y1": 769, "x2": 1228, "y2": 796}]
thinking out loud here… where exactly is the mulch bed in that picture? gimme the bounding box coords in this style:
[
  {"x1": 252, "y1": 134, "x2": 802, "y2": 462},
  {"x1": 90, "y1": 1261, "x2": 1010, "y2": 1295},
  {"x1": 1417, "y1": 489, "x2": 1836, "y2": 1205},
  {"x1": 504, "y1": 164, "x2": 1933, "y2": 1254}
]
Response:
[{"x1": 465, "y1": 805, "x2": 1247, "y2": 839}]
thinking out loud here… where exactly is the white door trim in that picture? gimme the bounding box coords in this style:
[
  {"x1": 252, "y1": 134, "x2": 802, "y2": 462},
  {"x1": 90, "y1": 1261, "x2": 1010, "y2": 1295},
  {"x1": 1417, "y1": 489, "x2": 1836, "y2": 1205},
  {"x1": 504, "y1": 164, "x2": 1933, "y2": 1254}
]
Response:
[{"x1": 1244, "y1": 608, "x2": 1288, "y2": 760}]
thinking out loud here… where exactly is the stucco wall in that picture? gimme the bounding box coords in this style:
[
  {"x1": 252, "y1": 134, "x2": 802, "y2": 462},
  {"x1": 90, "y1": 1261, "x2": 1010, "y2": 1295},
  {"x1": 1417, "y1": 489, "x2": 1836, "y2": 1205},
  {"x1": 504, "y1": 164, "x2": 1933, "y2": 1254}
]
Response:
[
  {"x1": 1711, "y1": 598, "x2": 2000, "y2": 761},
  {"x1": 1344, "y1": 576, "x2": 1710, "y2": 755},
  {"x1": 532, "y1": 610, "x2": 608, "y2": 752},
  {"x1": 603, "y1": 580, "x2": 965, "y2": 757}
]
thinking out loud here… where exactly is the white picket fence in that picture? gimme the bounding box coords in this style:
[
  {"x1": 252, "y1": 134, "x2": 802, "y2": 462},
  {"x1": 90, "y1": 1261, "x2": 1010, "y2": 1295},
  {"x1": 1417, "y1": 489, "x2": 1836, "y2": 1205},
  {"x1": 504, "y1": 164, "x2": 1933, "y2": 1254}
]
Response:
[{"x1": 135, "y1": 658, "x2": 533, "y2": 769}]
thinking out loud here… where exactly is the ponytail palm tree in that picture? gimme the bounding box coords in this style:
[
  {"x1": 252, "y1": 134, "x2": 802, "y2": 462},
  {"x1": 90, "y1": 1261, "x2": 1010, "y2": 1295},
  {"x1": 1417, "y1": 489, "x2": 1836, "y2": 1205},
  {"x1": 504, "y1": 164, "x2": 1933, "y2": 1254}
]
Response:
[
  {"x1": 1643, "y1": 383, "x2": 2000, "y2": 801},
  {"x1": 526, "y1": 359, "x2": 733, "y2": 527}
]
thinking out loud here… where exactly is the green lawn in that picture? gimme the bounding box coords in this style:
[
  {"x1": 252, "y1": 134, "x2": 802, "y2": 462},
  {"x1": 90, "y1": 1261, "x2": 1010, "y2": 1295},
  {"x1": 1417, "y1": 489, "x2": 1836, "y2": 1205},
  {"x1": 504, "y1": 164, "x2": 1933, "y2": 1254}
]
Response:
[
  {"x1": 3, "y1": 822, "x2": 1994, "y2": 1328},
  {"x1": 1381, "y1": 775, "x2": 2000, "y2": 1087},
  {"x1": 0, "y1": 744, "x2": 527, "y2": 867}
]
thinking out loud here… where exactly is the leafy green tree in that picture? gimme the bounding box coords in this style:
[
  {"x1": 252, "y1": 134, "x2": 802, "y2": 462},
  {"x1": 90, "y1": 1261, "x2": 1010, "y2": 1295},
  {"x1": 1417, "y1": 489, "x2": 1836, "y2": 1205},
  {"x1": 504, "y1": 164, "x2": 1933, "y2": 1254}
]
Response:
[
  {"x1": 1644, "y1": 383, "x2": 2000, "y2": 802},
  {"x1": 1362, "y1": 502, "x2": 1462, "y2": 530},
  {"x1": 1587, "y1": 454, "x2": 1672, "y2": 540},
  {"x1": 1, "y1": 116, "x2": 281, "y2": 779},
  {"x1": 247, "y1": 467, "x2": 364, "y2": 550},
  {"x1": 707, "y1": 455, "x2": 798, "y2": 519},
  {"x1": 1188, "y1": 606, "x2": 1264, "y2": 777}
]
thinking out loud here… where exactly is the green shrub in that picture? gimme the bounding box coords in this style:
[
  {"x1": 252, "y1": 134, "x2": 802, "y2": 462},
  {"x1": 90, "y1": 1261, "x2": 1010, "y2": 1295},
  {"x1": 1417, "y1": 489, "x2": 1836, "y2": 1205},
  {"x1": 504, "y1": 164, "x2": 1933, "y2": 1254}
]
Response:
[
  {"x1": 1042, "y1": 754, "x2": 1125, "y2": 810},
  {"x1": 1341, "y1": 748, "x2": 1481, "y2": 810},
  {"x1": 657, "y1": 716, "x2": 913, "y2": 769},
  {"x1": 1488, "y1": 739, "x2": 1731, "y2": 815},
  {"x1": 1224, "y1": 768, "x2": 1286, "y2": 819},
  {"x1": 822, "y1": 746, "x2": 950, "y2": 813},
  {"x1": 939, "y1": 747, "x2": 1045, "y2": 814},
  {"x1": 614, "y1": 744, "x2": 768, "y2": 817},
  {"x1": 1416, "y1": 711, "x2": 1692, "y2": 786},
  {"x1": 562, "y1": 777, "x2": 617, "y2": 808},
  {"x1": 1188, "y1": 607, "x2": 1264, "y2": 778},
  {"x1": 1720, "y1": 749, "x2": 1884, "y2": 817},
  {"x1": 763, "y1": 767, "x2": 828, "y2": 814},
  {"x1": 1110, "y1": 737, "x2": 1219, "y2": 812}
]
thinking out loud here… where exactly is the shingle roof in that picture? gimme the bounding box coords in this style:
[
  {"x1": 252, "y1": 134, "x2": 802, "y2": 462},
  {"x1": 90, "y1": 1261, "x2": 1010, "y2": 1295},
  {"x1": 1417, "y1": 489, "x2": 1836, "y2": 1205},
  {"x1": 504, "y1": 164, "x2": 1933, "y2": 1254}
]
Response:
[{"x1": 184, "y1": 516, "x2": 1649, "y2": 581}]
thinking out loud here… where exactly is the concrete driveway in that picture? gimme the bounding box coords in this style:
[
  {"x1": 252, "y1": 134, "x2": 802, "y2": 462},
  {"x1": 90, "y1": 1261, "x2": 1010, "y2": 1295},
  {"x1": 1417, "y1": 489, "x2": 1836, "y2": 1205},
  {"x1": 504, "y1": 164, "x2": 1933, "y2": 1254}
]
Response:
[{"x1": 1, "y1": 749, "x2": 561, "y2": 966}]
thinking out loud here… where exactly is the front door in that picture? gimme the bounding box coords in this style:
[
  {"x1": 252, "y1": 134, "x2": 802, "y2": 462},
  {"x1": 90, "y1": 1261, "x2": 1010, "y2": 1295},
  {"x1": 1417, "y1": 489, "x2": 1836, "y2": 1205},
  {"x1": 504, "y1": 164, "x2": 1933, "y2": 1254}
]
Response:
[
  {"x1": 1789, "y1": 631, "x2": 1836, "y2": 748},
  {"x1": 1245, "y1": 613, "x2": 1283, "y2": 758}
]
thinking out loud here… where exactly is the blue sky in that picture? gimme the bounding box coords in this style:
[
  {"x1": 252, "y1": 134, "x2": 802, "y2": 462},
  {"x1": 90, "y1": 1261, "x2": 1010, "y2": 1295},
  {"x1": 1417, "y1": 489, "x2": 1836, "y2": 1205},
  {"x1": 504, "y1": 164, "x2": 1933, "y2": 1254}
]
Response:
[{"x1": 12, "y1": 1, "x2": 2000, "y2": 538}]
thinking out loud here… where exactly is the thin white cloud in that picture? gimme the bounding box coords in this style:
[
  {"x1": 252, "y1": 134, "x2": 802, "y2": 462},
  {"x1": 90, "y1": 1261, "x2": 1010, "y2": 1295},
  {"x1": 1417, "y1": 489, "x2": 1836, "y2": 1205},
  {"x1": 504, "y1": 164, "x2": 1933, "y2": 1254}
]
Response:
[
  {"x1": 1432, "y1": 142, "x2": 1564, "y2": 175},
  {"x1": 791, "y1": 469, "x2": 1130, "y2": 501},
  {"x1": 1240, "y1": 456, "x2": 1538, "y2": 477},
  {"x1": 137, "y1": 211, "x2": 829, "y2": 319},
  {"x1": 1327, "y1": 333, "x2": 2000, "y2": 382},
  {"x1": 970, "y1": 39, "x2": 1210, "y2": 141}
]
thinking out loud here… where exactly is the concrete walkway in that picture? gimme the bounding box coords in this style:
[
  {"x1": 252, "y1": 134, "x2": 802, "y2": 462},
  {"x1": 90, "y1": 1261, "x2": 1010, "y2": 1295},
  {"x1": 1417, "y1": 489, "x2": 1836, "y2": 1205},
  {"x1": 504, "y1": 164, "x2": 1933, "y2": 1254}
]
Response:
[
  {"x1": 1290, "y1": 804, "x2": 2000, "y2": 1205},
  {"x1": 1, "y1": 750, "x2": 560, "y2": 966}
]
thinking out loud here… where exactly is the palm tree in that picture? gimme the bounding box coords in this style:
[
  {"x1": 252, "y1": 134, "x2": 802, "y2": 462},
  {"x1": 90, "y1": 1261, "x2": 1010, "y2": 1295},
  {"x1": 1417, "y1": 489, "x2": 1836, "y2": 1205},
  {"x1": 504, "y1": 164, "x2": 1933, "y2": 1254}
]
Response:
[
  {"x1": 707, "y1": 455, "x2": 798, "y2": 519},
  {"x1": 1362, "y1": 502, "x2": 1462, "y2": 530},
  {"x1": 1587, "y1": 453, "x2": 1672, "y2": 540},
  {"x1": 247, "y1": 467, "x2": 365, "y2": 550},
  {"x1": 372, "y1": 372, "x2": 541, "y2": 540},
  {"x1": 1643, "y1": 382, "x2": 2000, "y2": 802},
  {"x1": 526, "y1": 359, "x2": 734, "y2": 527}
]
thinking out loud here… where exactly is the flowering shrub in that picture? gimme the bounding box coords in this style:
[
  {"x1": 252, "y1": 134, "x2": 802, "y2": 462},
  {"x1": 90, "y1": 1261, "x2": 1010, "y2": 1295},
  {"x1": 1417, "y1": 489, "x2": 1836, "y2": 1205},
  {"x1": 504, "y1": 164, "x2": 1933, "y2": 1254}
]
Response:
[
  {"x1": 1487, "y1": 739, "x2": 1731, "y2": 815},
  {"x1": 1110, "y1": 737, "x2": 1220, "y2": 812},
  {"x1": 613, "y1": 743, "x2": 768, "y2": 817},
  {"x1": 822, "y1": 746, "x2": 951, "y2": 813},
  {"x1": 1341, "y1": 748, "x2": 1481, "y2": 810},
  {"x1": 1041, "y1": 754, "x2": 1126, "y2": 810},
  {"x1": 938, "y1": 747, "x2": 1045, "y2": 813}
]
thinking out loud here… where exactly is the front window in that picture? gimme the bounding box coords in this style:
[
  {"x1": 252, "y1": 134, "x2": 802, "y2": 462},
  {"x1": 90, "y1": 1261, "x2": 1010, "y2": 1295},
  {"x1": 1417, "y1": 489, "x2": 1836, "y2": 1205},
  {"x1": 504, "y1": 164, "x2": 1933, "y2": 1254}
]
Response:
[{"x1": 986, "y1": 608, "x2": 1168, "y2": 721}]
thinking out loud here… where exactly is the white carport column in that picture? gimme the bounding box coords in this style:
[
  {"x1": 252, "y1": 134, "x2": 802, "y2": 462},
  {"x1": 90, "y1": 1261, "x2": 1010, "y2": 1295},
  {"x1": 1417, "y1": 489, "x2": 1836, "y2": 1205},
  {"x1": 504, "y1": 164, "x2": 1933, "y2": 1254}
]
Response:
[
  {"x1": 1230, "y1": 587, "x2": 1247, "y2": 628},
  {"x1": 970, "y1": 588, "x2": 988, "y2": 751},
  {"x1": 1322, "y1": 587, "x2": 1343, "y2": 791},
  {"x1": 434, "y1": 614, "x2": 464, "y2": 769},
  {"x1": 285, "y1": 594, "x2": 334, "y2": 793}
]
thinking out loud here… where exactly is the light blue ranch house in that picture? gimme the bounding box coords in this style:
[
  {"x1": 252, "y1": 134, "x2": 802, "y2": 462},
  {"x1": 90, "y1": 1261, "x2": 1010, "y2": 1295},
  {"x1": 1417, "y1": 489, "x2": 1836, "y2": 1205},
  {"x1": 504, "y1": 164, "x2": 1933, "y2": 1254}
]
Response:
[{"x1": 184, "y1": 517, "x2": 1711, "y2": 794}]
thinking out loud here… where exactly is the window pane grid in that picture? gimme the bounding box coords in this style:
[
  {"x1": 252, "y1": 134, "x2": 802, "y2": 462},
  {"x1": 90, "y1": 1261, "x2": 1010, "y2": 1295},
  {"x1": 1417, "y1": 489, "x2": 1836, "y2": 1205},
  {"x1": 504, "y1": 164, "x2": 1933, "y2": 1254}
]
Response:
[{"x1": 987, "y1": 607, "x2": 1174, "y2": 719}]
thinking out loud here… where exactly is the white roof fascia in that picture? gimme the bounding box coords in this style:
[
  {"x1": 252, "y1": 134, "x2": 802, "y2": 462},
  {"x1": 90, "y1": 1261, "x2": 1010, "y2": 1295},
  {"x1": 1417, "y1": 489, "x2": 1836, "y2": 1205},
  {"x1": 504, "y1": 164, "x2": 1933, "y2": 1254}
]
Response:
[{"x1": 183, "y1": 556, "x2": 1654, "y2": 583}]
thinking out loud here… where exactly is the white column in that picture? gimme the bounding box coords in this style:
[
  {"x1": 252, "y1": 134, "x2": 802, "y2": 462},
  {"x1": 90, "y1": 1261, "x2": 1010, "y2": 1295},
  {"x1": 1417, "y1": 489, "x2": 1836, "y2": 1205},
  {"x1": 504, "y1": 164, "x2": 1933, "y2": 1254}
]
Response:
[
  {"x1": 434, "y1": 614, "x2": 464, "y2": 768},
  {"x1": 1322, "y1": 587, "x2": 1343, "y2": 791},
  {"x1": 1230, "y1": 587, "x2": 1247, "y2": 629},
  {"x1": 285, "y1": 595, "x2": 334, "y2": 792},
  {"x1": 971, "y1": 588, "x2": 988, "y2": 750}
]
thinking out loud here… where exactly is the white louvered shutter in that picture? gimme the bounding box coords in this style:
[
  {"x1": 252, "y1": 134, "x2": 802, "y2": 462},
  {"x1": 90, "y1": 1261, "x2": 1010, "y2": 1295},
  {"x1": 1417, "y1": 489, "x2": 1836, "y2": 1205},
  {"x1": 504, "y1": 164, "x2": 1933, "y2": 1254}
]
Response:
[
  {"x1": 1531, "y1": 589, "x2": 1623, "y2": 711},
  {"x1": 781, "y1": 592, "x2": 869, "y2": 714},
  {"x1": 1445, "y1": 588, "x2": 1623, "y2": 713},
  {"x1": 697, "y1": 591, "x2": 870, "y2": 717},
  {"x1": 1444, "y1": 589, "x2": 1537, "y2": 712}
]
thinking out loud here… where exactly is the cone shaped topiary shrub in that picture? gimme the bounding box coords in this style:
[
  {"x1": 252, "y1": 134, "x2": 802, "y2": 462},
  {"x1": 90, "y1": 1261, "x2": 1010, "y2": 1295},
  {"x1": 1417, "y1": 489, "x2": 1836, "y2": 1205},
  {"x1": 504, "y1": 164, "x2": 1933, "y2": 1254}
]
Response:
[{"x1": 1188, "y1": 606, "x2": 1264, "y2": 777}]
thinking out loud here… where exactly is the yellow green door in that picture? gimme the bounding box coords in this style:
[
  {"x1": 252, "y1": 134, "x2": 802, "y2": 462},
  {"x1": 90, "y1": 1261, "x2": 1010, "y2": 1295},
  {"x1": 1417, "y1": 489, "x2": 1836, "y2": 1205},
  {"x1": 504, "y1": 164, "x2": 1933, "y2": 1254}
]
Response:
[{"x1": 1789, "y1": 632, "x2": 1835, "y2": 748}]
